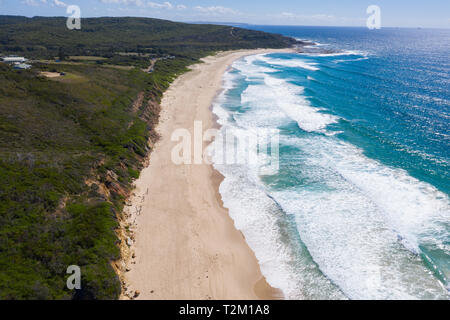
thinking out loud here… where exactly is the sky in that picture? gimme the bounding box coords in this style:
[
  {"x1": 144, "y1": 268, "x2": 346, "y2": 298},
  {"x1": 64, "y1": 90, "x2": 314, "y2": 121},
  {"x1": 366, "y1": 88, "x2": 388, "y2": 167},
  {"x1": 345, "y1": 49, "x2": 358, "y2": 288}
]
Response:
[{"x1": 1, "y1": 0, "x2": 449, "y2": 28}]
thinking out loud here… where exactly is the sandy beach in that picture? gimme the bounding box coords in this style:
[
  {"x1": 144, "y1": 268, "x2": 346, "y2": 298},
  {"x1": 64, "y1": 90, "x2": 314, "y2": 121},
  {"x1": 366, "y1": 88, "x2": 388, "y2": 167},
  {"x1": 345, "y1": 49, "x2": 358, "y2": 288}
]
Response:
[{"x1": 121, "y1": 48, "x2": 292, "y2": 300}]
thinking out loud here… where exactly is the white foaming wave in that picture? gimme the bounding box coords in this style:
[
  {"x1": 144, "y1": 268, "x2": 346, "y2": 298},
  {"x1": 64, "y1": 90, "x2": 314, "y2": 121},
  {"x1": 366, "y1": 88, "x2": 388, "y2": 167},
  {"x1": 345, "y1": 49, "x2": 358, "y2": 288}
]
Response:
[
  {"x1": 301, "y1": 50, "x2": 369, "y2": 58},
  {"x1": 273, "y1": 188, "x2": 448, "y2": 300},
  {"x1": 211, "y1": 71, "x2": 241, "y2": 126},
  {"x1": 212, "y1": 102, "x2": 231, "y2": 126},
  {"x1": 278, "y1": 135, "x2": 450, "y2": 299},
  {"x1": 210, "y1": 124, "x2": 297, "y2": 298},
  {"x1": 265, "y1": 77, "x2": 337, "y2": 132},
  {"x1": 330, "y1": 147, "x2": 450, "y2": 254},
  {"x1": 238, "y1": 73, "x2": 338, "y2": 132},
  {"x1": 222, "y1": 70, "x2": 237, "y2": 90},
  {"x1": 212, "y1": 53, "x2": 449, "y2": 300},
  {"x1": 209, "y1": 123, "x2": 347, "y2": 300},
  {"x1": 294, "y1": 135, "x2": 450, "y2": 255},
  {"x1": 294, "y1": 37, "x2": 313, "y2": 42},
  {"x1": 212, "y1": 158, "x2": 319, "y2": 299},
  {"x1": 243, "y1": 54, "x2": 264, "y2": 65},
  {"x1": 260, "y1": 74, "x2": 338, "y2": 132},
  {"x1": 256, "y1": 55, "x2": 320, "y2": 71},
  {"x1": 232, "y1": 55, "x2": 277, "y2": 79},
  {"x1": 324, "y1": 130, "x2": 344, "y2": 136},
  {"x1": 231, "y1": 82, "x2": 290, "y2": 128},
  {"x1": 299, "y1": 41, "x2": 329, "y2": 48},
  {"x1": 232, "y1": 55, "x2": 338, "y2": 133},
  {"x1": 334, "y1": 57, "x2": 370, "y2": 63},
  {"x1": 313, "y1": 42, "x2": 329, "y2": 47},
  {"x1": 210, "y1": 69, "x2": 346, "y2": 299}
]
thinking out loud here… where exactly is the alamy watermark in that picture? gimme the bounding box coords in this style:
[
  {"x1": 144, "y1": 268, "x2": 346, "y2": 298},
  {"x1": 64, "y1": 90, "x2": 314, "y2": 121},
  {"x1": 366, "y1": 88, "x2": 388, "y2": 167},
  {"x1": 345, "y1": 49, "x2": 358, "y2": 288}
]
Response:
[
  {"x1": 171, "y1": 121, "x2": 280, "y2": 175},
  {"x1": 66, "y1": 265, "x2": 81, "y2": 290},
  {"x1": 66, "y1": 5, "x2": 81, "y2": 30},
  {"x1": 366, "y1": 5, "x2": 381, "y2": 29},
  {"x1": 62, "y1": 5, "x2": 380, "y2": 33}
]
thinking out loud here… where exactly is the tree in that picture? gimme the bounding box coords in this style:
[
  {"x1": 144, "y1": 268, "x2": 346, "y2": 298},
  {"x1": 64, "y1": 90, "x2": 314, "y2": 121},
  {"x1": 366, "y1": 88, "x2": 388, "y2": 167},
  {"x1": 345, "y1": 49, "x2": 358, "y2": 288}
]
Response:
[{"x1": 58, "y1": 47, "x2": 66, "y2": 61}]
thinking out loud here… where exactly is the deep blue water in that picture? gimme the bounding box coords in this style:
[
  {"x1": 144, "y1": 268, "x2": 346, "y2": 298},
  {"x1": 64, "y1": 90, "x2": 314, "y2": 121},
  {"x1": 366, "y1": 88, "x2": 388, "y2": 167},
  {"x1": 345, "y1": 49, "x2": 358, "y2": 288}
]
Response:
[
  {"x1": 250, "y1": 26, "x2": 450, "y2": 193},
  {"x1": 211, "y1": 27, "x2": 450, "y2": 299}
]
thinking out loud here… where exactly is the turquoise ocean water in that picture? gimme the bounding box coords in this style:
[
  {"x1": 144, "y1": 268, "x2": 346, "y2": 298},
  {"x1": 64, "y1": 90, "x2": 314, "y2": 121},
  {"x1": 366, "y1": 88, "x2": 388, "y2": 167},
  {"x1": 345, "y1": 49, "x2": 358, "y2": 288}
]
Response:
[{"x1": 211, "y1": 27, "x2": 450, "y2": 299}]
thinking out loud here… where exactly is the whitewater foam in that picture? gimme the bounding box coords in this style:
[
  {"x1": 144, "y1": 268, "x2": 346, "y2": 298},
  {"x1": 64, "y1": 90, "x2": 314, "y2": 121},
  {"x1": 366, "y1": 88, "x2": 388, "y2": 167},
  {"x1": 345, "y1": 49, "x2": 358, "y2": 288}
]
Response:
[
  {"x1": 210, "y1": 108, "x2": 346, "y2": 299},
  {"x1": 232, "y1": 56, "x2": 338, "y2": 132},
  {"x1": 256, "y1": 55, "x2": 320, "y2": 71},
  {"x1": 211, "y1": 52, "x2": 450, "y2": 300},
  {"x1": 277, "y1": 135, "x2": 450, "y2": 299}
]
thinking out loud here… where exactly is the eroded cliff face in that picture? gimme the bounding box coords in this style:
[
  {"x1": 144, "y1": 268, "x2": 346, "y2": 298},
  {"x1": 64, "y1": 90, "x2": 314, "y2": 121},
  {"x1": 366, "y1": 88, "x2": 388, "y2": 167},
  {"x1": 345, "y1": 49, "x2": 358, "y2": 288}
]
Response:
[{"x1": 110, "y1": 93, "x2": 162, "y2": 300}]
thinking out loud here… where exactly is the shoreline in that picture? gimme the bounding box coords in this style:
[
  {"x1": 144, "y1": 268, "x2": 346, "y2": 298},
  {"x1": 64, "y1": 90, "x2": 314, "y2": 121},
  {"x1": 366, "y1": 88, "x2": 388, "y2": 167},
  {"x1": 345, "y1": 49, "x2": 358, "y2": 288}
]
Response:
[{"x1": 120, "y1": 48, "x2": 293, "y2": 300}]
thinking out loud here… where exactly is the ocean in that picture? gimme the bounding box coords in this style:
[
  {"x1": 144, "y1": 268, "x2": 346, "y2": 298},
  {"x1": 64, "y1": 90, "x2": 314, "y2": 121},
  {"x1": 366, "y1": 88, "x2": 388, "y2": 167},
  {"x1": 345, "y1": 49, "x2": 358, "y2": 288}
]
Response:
[{"x1": 210, "y1": 26, "x2": 450, "y2": 299}]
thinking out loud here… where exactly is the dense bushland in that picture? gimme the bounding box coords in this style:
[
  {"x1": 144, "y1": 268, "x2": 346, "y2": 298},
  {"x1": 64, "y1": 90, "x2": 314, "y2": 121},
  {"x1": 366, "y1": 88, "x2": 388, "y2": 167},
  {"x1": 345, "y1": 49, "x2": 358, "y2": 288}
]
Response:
[{"x1": 0, "y1": 16, "x2": 294, "y2": 299}]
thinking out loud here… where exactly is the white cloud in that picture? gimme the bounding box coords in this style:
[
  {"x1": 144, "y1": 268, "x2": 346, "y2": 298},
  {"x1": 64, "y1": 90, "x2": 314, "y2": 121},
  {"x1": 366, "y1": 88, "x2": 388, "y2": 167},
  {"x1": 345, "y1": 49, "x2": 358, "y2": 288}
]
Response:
[
  {"x1": 99, "y1": 0, "x2": 175, "y2": 9},
  {"x1": 176, "y1": 4, "x2": 186, "y2": 10},
  {"x1": 22, "y1": 0, "x2": 47, "y2": 6},
  {"x1": 278, "y1": 12, "x2": 335, "y2": 21},
  {"x1": 194, "y1": 6, "x2": 238, "y2": 16},
  {"x1": 100, "y1": 0, "x2": 145, "y2": 6},
  {"x1": 53, "y1": 0, "x2": 67, "y2": 7},
  {"x1": 22, "y1": 0, "x2": 39, "y2": 6},
  {"x1": 280, "y1": 12, "x2": 294, "y2": 18},
  {"x1": 147, "y1": 1, "x2": 173, "y2": 9},
  {"x1": 260, "y1": 11, "x2": 368, "y2": 26}
]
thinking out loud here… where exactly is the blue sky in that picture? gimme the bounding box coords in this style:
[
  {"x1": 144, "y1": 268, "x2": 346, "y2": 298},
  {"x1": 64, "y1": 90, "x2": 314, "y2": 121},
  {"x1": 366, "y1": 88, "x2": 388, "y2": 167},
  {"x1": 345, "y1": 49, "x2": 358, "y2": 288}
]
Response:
[{"x1": 1, "y1": 0, "x2": 449, "y2": 28}]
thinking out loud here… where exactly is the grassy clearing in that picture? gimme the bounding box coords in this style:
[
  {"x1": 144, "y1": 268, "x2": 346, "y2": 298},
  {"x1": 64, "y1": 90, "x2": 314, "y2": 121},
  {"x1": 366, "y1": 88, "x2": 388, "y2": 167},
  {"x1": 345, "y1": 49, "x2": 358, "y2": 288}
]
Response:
[{"x1": 68, "y1": 56, "x2": 108, "y2": 61}]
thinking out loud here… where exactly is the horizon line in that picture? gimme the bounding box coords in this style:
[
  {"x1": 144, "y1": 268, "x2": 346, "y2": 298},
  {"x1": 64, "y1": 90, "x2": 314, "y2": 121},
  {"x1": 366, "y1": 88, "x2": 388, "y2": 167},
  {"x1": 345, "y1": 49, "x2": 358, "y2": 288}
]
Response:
[{"x1": 2, "y1": 14, "x2": 449, "y2": 30}]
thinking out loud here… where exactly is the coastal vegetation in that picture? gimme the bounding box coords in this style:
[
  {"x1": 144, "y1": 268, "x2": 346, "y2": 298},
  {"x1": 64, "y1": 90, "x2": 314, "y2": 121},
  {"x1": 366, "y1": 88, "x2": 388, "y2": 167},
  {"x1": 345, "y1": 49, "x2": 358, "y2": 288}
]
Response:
[
  {"x1": 0, "y1": 16, "x2": 295, "y2": 299},
  {"x1": 0, "y1": 16, "x2": 295, "y2": 61}
]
